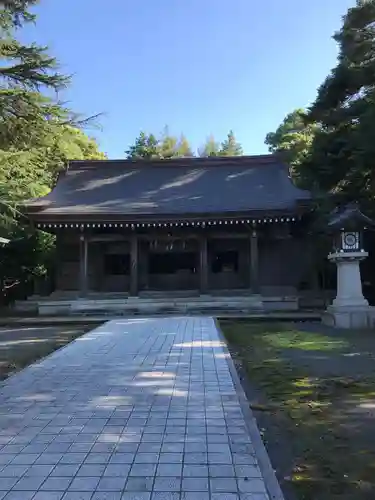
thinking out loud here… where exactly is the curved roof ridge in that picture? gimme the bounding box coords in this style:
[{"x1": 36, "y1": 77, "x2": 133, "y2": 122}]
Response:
[
  {"x1": 67, "y1": 154, "x2": 280, "y2": 171},
  {"x1": 25, "y1": 154, "x2": 312, "y2": 218}
]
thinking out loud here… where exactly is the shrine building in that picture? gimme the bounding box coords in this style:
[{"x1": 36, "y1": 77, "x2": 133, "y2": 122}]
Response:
[{"x1": 22, "y1": 154, "x2": 315, "y2": 314}]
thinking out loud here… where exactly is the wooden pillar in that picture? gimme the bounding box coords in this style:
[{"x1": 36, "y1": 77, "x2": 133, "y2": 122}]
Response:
[
  {"x1": 79, "y1": 233, "x2": 88, "y2": 297},
  {"x1": 130, "y1": 234, "x2": 138, "y2": 296},
  {"x1": 200, "y1": 235, "x2": 208, "y2": 294},
  {"x1": 250, "y1": 228, "x2": 259, "y2": 293}
]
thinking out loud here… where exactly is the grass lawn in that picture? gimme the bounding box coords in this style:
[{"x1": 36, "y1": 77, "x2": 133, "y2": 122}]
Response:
[
  {"x1": 0, "y1": 324, "x2": 99, "y2": 380},
  {"x1": 220, "y1": 320, "x2": 375, "y2": 500}
]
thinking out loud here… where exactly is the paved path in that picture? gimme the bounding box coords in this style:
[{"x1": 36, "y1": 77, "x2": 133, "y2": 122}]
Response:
[{"x1": 0, "y1": 317, "x2": 277, "y2": 500}]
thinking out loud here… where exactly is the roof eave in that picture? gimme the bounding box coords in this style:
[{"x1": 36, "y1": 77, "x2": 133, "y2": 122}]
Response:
[{"x1": 28, "y1": 206, "x2": 311, "y2": 225}]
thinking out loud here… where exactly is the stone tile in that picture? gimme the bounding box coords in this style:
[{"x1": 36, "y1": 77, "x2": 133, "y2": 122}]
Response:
[
  {"x1": 109, "y1": 454, "x2": 135, "y2": 465},
  {"x1": 206, "y1": 435, "x2": 228, "y2": 444},
  {"x1": 232, "y1": 454, "x2": 258, "y2": 465},
  {"x1": 35, "y1": 454, "x2": 64, "y2": 465},
  {"x1": 181, "y1": 477, "x2": 209, "y2": 491},
  {"x1": 156, "y1": 464, "x2": 182, "y2": 477},
  {"x1": 0, "y1": 318, "x2": 276, "y2": 500},
  {"x1": 234, "y1": 465, "x2": 262, "y2": 478},
  {"x1": 150, "y1": 494, "x2": 180, "y2": 500},
  {"x1": 210, "y1": 477, "x2": 238, "y2": 493},
  {"x1": 33, "y1": 493, "x2": 65, "y2": 500},
  {"x1": 208, "y1": 444, "x2": 231, "y2": 453},
  {"x1": 10, "y1": 454, "x2": 40, "y2": 465},
  {"x1": 51, "y1": 465, "x2": 81, "y2": 477},
  {"x1": 0, "y1": 479, "x2": 18, "y2": 490},
  {"x1": 158, "y1": 454, "x2": 182, "y2": 464},
  {"x1": 92, "y1": 493, "x2": 122, "y2": 500},
  {"x1": 239, "y1": 495, "x2": 269, "y2": 500},
  {"x1": 160, "y1": 444, "x2": 183, "y2": 453},
  {"x1": 208, "y1": 453, "x2": 233, "y2": 464},
  {"x1": 46, "y1": 444, "x2": 71, "y2": 453},
  {"x1": 184, "y1": 443, "x2": 207, "y2": 453},
  {"x1": 231, "y1": 444, "x2": 255, "y2": 455},
  {"x1": 124, "y1": 477, "x2": 154, "y2": 491},
  {"x1": 40, "y1": 476, "x2": 73, "y2": 491},
  {"x1": 0, "y1": 465, "x2": 29, "y2": 477},
  {"x1": 84, "y1": 453, "x2": 112, "y2": 464},
  {"x1": 121, "y1": 493, "x2": 151, "y2": 500},
  {"x1": 182, "y1": 453, "x2": 207, "y2": 464},
  {"x1": 129, "y1": 464, "x2": 157, "y2": 477},
  {"x1": 62, "y1": 493, "x2": 93, "y2": 500},
  {"x1": 96, "y1": 477, "x2": 127, "y2": 491},
  {"x1": 104, "y1": 464, "x2": 131, "y2": 477},
  {"x1": 26, "y1": 464, "x2": 55, "y2": 476},
  {"x1": 12, "y1": 475, "x2": 46, "y2": 490},
  {"x1": 209, "y1": 464, "x2": 235, "y2": 477},
  {"x1": 116, "y1": 444, "x2": 139, "y2": 453},
  {"x1": 237, "y1": 478, "x2": 268, "y2": 494},
  {"x1": 1, "y1": 446, "x2": 25, "y2": 455},
  {"x1": 3, "y1": 492, "x2": 36, "y2": 500},
  {"x1": 137, "y1": 444, "x2": 161, "y2": 453},
  {"x1": 68, "y1": 476, "x2": 101, "y2": 491},
  {"x1": 60, "y1": 454, "x2": 88, "y2": 465},
  {"x1": 133, "y1": 454, "x2": 159, "y2": 464},
  {"x1": 0, "y1": 456, "x2": 15, "y2": 466},
  {"x1": 182, "y1": 465, "x2": 208, "y2": 477},
  {"x1": 211, "y1": 494, "x2": 239, "y2": 500},
  {"x1": 181, "y1": 493, "x2": 209, "y2": 500},
  {"x1": 68, "y1": 444, "x2": 93, "y2": 454},
  {"x1": 77, "y1": 464, "x2": 106, "y2": 476}
]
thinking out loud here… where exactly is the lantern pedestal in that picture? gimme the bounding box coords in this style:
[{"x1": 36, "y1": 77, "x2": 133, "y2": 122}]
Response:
[{"x1": 323, "y1": 251, "x2": 375, "y2": 329}]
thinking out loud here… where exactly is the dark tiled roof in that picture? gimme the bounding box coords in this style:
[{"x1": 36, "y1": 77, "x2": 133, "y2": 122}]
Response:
[
  {"x1": 25, "y1": 155, "x2": 311, "y2": 219},
  {"x1": 328, "y1": 202, "x2": 375, "y2": 230}
]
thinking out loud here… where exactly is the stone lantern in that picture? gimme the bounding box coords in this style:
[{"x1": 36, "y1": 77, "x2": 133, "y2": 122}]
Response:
[{"x1": 323, "y1": 203, "x2": 375, "y2": 329}]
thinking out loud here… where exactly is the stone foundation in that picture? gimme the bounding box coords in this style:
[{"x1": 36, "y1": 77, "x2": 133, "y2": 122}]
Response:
[{"x1": 323, "y1": 305, "x2": 375, "y2": 329}]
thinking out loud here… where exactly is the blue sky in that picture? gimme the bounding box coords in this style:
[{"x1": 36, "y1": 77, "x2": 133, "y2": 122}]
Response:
[{"x1": 24, "y1": 0, "x2": 355, "y2": 158}]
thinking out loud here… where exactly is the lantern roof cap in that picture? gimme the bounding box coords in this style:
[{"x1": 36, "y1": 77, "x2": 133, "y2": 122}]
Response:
[{"x1": 328, "y1": 202, "x2": 375, "y2": 231}]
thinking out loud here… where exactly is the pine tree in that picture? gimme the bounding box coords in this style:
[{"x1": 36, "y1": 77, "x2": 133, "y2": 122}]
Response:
[
  {"x1": 157, "y1": 128, "x2": 194, "y2": 158},
  {"x1": 265, "y1": 109, "x2": 319, "y2": 185},
  {"x1": 306, "y1": 0, "x2": 375, "y2": 203},
  {"x1": 175, "y1": 134, "x2": 193, "y2": 157},
  {"x1": 125, "y1": 132, "x2": 160, "y2": 159},
  {"x1": 0, "y1": 1, "x2": 105, "y2": 299},
  {"x1": 158, "y1": 126, "x2": 179, "y2": 159},
  {"x1": 126, "y1": 129, "x2": 194, "y2": 159},
  {"x1": 219, "y1": 130, "x2": 243, "y2": 156},
  {"x1": 198, "y1": 135, "x2": 220, "y2": 157}
]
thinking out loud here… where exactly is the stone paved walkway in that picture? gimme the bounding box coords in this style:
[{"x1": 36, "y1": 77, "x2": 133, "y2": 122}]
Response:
[{"x1": 0, "y1": 317, "x2": 275, "y2": 500}]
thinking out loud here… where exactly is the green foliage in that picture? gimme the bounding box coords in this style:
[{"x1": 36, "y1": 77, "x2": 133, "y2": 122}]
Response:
[
  {"x1": 125, "y1": 131, "x2": 160, "y2": 159},
  {"x1": 127, "y1": 129, "x2": 243, "y2": 159},
  {"x1": 264, "y1": 0, "x2": 375, "y2": 210},
  {"x1": 198, "y1": 135, "x2": 221, "y2": 157},
  {"x1": 0, "y1": 1, "x2": 38, "y2": 32},
  {"x1": 126, "y1": 129, "x2": 193, "y2": 159},
  {"x1": 305, "y1": 0, "x2": 375, "y2": 205},
  {"x1": 176, "y1": 134, "x2": 193, "y2": 157},
  {"x1": 0, "y1": 0, "x2": 105, "y2": 302},
  {"x1": 220, "y1": 130, "x2": 243, "y2": 156},
  {"x1": 265, "y1": 109, "x2": 319, "y2": 186}
]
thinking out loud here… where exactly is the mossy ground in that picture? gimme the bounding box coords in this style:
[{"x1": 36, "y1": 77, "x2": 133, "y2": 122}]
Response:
[{"x1": 221, "y1": 320, "x2": 375, "y2": 500}]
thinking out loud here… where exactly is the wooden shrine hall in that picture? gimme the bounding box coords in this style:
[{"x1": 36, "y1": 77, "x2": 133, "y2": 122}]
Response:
[{"x1": 22, "y1": 155, "x2": 314, "y2": 315}]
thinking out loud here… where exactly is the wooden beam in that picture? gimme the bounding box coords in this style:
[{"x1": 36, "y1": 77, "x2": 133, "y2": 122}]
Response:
[
  {"x1": 130, "y1": 235, "x2": 138, "y2": 296},
  {"x1": 250, "y1": 229, "x2": 259, "y2": 293},
  {"x1": 200, "y1": 235, "x2": 208, "y2": 294},
  {"x1": 79, "y1": 233, "x2": 88, "y2": 297},
  {"x1": 136, "y1": 232, "x2": 251, "y2": 240}
]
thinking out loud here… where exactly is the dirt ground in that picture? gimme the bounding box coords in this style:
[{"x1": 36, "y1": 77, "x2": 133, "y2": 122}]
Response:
[
  {"x1": 221, "y1": 320, "x2": 375, "y2": 500},
  {"x1": 0, "y1": 323, "x2": 98, "y2": 380}
]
